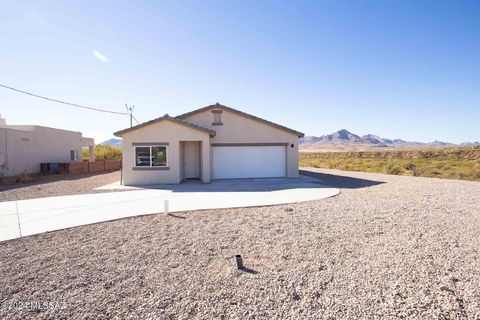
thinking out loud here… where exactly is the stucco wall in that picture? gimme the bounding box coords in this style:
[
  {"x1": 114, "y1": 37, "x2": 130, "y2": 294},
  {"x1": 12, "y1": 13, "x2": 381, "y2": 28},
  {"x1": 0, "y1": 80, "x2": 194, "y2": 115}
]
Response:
[
  {"x1": 181, "y1": 109, "x2": 300, "y2": 178},
  {"x1": 0, "y1": 126, "x2": 91, "y2": 177},
  {"x1": 121, "y1": 120, "x2": 211, "y2": 185}
]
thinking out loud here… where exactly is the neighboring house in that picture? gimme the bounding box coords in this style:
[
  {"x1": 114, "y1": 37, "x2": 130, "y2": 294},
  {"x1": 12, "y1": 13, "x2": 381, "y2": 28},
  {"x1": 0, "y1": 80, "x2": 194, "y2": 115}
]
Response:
[
  {"x1": 0, "y1": 115, "x2": 95, "y2": 177},
  {"x1": 114, "y1": 103, "x2": 304, "y2": 185}
]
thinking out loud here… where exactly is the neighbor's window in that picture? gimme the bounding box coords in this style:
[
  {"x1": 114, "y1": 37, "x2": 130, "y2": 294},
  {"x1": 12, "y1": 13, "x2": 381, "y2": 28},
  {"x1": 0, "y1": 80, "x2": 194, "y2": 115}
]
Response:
[
  {"x1": 70, "y1": 150, "x2": 78, "y2": 161},
  {"x1": 135, "y1": 146, "x2": 167, "y2": 167}
]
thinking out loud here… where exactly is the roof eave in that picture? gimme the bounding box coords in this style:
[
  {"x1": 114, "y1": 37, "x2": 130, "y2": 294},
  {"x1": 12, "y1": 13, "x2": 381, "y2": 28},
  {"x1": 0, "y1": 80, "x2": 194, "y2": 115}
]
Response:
[{"x1": 114, "y1": 116, "x2": 215, "y2": 137}]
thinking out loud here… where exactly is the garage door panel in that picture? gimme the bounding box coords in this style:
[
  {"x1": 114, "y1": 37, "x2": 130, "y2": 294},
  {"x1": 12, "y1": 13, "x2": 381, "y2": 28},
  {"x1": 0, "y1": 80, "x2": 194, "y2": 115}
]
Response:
[{"x1": 213, "y1": 146, "x2": 286, "y2": 179}]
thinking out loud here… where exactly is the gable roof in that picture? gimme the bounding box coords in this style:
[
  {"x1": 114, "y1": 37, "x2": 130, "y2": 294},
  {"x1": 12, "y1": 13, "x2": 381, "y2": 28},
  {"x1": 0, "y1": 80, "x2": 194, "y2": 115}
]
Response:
[
  {"x1": 176, "y1": 103, "x2": 305, "y2": 138},
  {"x1": 114, "y1": 114, "x2": 216, "y2": 137}
]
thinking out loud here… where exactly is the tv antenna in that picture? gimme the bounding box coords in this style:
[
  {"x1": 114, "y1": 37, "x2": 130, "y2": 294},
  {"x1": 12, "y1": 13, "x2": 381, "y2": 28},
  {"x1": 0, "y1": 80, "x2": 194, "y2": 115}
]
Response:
[{"x1": 126, "y1": 104, "x2": 135, "y2": 127}]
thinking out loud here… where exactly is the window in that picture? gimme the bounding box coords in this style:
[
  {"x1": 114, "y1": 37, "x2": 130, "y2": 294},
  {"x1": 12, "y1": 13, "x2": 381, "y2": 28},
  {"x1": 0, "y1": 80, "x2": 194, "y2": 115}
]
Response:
[
  {"x1": 152, "y1": 146, "x2": 167, "y2": 166},
  {"x1": 70, "y1": 150, "x2": 78, "y2": 161},
  {"x1": 135, "y1": 146, "x2": 167, "y2": 167},
  {"x1": 135, "y1": 147, "x2": 150, "y2": 166}
]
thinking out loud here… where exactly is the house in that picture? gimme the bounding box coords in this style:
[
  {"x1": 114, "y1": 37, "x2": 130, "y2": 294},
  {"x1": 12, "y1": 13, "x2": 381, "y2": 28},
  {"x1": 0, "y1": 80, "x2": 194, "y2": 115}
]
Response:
[
  {"x1": 114, "y1": 104, "x2": 304, "y2": 185},
  {"x1": 0, "y1": 115, "x2": 95, "y2": 177}
]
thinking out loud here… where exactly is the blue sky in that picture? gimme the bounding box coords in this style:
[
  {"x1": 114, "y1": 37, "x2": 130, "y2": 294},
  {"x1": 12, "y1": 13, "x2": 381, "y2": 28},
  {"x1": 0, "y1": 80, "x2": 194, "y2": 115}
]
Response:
[{"x1": 1, "y1": 1, "x2": 479, "y2": 143}]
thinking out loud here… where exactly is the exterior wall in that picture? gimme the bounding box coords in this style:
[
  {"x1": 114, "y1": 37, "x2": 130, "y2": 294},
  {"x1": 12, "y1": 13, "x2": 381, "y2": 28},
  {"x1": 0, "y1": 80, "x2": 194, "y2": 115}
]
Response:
[
  {"x1": 121, "y1": 120, "x2": 211, "y2": 185},
  {"x1": 0, "y1": 125, "x2": 93, "y2": 177},
  {"x1": 182, "y1": 109, "x2": 300, "y2": 178}
]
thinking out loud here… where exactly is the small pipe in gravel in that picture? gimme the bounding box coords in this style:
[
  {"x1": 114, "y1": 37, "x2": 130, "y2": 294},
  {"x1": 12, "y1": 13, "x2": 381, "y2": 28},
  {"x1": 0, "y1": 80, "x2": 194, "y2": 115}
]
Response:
[{"x1": 235, "y1": 255, "x2": 244, "y2": 269}]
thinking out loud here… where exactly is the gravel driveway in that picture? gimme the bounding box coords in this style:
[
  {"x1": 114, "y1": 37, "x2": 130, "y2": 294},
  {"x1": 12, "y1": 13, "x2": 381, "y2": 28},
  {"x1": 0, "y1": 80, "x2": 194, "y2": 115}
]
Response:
[
  {"x1": 0, "y1": 171, "x2": 122, "y2": 202},
  {"x1": 1, "y1": 168, "x2": 479, "y2": 319}
]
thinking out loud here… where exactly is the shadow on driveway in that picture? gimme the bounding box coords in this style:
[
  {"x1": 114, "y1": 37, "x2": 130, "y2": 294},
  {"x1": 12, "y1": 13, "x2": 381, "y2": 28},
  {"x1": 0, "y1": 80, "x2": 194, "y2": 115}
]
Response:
[
  {"x1": 116, "y1": 176, "x2": 337, "y2": 193},
  {"x1": 101, "y1": 170, "x2": 384, "y2": 193},
  {"x1": 299, "y1": 169, "x2": 385, "y2": 189}
]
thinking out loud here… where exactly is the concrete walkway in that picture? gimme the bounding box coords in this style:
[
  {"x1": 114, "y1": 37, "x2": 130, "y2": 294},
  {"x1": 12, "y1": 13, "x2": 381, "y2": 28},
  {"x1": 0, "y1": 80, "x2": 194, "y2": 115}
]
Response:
[{"x1": 0, "y1": 176, "x2": 339, "y2": 242}]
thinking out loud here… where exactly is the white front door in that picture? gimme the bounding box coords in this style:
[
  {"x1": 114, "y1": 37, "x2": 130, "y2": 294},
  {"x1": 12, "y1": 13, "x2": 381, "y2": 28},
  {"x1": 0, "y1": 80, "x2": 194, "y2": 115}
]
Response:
[
  {"x1": 213, "y1": 146, "x2": 286, "y2": 179},
  {"x1": 184, "y1": 142, "x2": 200, "y2": 179}
]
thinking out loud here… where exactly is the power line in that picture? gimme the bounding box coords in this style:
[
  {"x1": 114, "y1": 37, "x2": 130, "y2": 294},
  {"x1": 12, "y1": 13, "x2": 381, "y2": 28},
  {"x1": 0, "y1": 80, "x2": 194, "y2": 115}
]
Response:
[{"x1": 0, "y1": 84, "x2": 128, "y2": 115}]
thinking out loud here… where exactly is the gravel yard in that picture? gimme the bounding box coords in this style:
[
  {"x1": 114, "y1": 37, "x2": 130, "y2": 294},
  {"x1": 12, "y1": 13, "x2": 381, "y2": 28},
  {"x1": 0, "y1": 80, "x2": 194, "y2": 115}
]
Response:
[
  {"x1": 1, "y1": 168, "x2": 479, "y2": 319},
  {"x1": 0, "y1": 171, "x2": 121, "y2": 202}
]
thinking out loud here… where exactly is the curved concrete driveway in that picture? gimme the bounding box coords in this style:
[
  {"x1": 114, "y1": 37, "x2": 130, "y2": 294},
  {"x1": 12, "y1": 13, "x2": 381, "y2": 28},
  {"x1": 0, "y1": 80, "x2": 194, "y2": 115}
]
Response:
[{"x1": 0, "y1": 175, "x2": 339, "y2": 242}]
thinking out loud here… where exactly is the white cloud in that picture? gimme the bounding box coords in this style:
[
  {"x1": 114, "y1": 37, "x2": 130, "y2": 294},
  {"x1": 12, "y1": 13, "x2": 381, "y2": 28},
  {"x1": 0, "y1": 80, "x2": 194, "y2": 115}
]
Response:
[{"x1": 92, "y1": 50, "x2": 109, "y2": 63}]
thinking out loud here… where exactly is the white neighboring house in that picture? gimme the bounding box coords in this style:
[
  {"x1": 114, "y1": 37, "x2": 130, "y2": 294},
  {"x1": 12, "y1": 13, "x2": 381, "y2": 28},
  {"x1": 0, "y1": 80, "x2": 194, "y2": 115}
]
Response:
[{"x1": 0, "y1": 115, "x2": 95, "y2": 177}]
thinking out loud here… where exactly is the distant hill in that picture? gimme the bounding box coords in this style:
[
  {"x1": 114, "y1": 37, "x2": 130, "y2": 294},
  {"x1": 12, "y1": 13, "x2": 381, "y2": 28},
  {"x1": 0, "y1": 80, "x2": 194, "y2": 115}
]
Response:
[
  {"x1": 100, "y1": 133, "x2": 479, "y2": 150},
  {"x1": 100, "y1": 138, "x2": 122, "y2": 147},
  {"x1": 300, "y1": 129, "x2": 479, "y2": 151}
]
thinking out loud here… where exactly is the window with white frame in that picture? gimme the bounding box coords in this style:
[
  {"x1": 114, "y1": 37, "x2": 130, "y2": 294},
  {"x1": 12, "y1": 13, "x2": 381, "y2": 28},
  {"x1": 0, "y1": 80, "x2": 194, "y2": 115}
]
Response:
[{"x1": 135, "y1": 146, "x2": 167, "y2": 167}]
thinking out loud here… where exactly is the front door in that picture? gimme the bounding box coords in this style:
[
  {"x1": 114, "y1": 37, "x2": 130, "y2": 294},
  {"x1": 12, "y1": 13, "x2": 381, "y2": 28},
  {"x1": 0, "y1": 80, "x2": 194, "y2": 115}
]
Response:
[{"x1": 184, "y1": 141, "x2": 200, "y2": 179}]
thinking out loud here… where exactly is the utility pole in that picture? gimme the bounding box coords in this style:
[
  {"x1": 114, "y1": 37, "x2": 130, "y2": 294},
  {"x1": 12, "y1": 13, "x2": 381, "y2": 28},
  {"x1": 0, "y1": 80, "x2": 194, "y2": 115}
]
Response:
[{"x1": 125, "y1": 104, "x2": 135, "y2": 127}]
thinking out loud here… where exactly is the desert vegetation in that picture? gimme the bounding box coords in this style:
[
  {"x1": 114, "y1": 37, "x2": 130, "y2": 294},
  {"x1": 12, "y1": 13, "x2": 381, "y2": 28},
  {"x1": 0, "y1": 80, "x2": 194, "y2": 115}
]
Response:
[
  {"x1": 300, "y1": 147, "x2": 480, "y2": 181},
  {"x1": 83, "y1": 145, "x2": 122, "y2": 160}
]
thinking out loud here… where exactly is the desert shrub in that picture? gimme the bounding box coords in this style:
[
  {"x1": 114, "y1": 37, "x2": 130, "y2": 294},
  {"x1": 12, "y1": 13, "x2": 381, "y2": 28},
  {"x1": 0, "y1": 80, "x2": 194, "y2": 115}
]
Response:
[
  {"x1": 385, "y1": 163, "x2": 403, "y2": 175},
  {"x1": 474, "y1": 171, "x2": 480, "y2": 180},
  {"x1": 16, "y1": 170, "x2": 30, "y2": 182},
  {"x1": 83, "y1": 145, "x2": 122, "y2": 160},
  {"x1": 405, "y1": 163, "x2": 418, "y2": 176},
  {"x1": 328, "y1": 162, "x2": 337, "y2": 169}
]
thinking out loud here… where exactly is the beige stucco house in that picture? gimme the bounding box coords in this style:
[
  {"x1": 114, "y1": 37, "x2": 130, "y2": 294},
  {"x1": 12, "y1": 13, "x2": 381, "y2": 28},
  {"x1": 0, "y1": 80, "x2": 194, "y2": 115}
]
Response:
[
  {"x1": 114, "y1": 104, "x2": 304, "y2": 185},
  {"x1": 0, "y1": 115, "x2": 95, "y2": 177}
]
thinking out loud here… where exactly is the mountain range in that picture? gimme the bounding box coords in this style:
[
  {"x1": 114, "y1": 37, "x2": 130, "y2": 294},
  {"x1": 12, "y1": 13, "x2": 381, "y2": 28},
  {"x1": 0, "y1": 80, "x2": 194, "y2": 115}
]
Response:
[
  {"x1": 100, "y1": 131, "x2": 479, "y2": 150},
  {"x1": 100, "y1": 138, "x2": 123, "y2": 147},
  {"x1": 300, "y1": 129, "x2": 479, "y2": 151}
]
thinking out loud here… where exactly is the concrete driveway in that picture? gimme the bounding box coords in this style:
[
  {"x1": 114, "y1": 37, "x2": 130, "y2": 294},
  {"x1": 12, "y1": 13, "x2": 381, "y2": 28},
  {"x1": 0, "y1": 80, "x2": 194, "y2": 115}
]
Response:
[{"x1": 0, "y1": 175, "x2": 339, "y2": 242}]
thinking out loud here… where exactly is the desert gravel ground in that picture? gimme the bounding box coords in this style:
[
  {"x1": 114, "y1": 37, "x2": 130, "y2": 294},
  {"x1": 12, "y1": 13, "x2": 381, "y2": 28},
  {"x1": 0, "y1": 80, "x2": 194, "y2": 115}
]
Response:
[
  {"x1": 0, "y1": 171, "x2": 122, "y2": 202},
  {"x1": 1, "y1": 168, "x2": 479, "y2": 319}
]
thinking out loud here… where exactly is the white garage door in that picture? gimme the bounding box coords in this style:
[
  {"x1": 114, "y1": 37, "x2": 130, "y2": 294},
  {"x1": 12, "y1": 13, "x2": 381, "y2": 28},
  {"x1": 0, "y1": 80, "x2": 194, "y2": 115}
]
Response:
[{"x1": 213, "y1": 146, "x2": 286, "y2": 179}]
